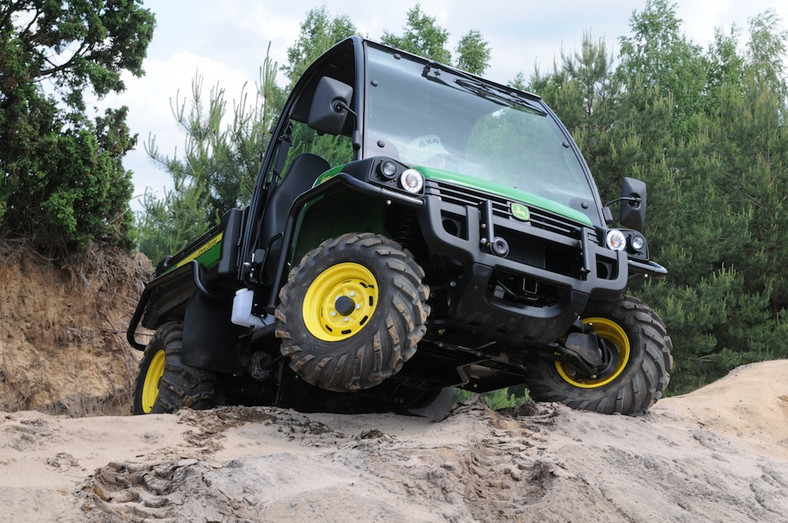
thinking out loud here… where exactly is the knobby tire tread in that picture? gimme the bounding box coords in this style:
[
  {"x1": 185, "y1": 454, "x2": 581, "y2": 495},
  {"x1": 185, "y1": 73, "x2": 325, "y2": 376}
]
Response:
[
  {"x1": 276, "y1": 233, "x2": 429, "y2": 392},
  {"x1": 132, "y1": 321, "x2": 216, "y2": 414},
  {"x1": 525, "y1": 295, "x2": 673, "y2": 415}
]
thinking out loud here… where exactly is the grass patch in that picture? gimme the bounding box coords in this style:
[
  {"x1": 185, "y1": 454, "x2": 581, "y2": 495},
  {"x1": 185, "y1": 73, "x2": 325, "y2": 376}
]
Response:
[{"x1": 453, "y1": 386, "x2": 531, "y2": 410}]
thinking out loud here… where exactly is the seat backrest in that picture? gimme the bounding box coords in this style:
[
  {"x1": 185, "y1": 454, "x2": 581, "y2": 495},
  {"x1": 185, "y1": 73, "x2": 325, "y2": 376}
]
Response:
[{"x1": 260, "y1": 152, "x2": 330, "y2": 259}]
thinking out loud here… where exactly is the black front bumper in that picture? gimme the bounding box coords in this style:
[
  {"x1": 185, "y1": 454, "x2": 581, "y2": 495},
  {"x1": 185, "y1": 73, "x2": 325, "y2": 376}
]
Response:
[{"x1": 418, "y1": 180, "x2": 628, "y2": 345}]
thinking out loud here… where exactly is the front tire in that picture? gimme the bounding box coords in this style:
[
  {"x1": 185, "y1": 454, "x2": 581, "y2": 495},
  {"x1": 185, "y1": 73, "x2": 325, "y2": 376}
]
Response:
[
  {"x1": 131, "y1": 321, "x2": 216, "y2": 414},
  {"x1": 525, "y1": 295, "x2": 673, "y2": 415},
  {"x1": 275, "y1": 233, "x2": 430, "y2": 392}
]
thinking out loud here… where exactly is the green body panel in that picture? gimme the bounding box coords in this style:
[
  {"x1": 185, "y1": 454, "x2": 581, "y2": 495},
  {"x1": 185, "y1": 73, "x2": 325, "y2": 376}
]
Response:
[
  {"x1": 163, "y1": 232, "x2": 223, "y2": 275},
  {"x1": 292, "y1": 192, "x2": 385, "y2": 262},
  {"x1": 313, "y1": 164, "x2": 345, "y2": 187},
  {"x1": 416, "y1": 166, "x2": 593, "y2": 227}
]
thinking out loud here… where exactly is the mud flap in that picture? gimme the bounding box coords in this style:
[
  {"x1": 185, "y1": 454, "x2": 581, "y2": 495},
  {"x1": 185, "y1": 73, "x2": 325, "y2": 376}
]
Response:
[
  {"x1": 182, "y1": 292, "x2": 240, "y2": 373},
  {"x1": 408, "y1": 387, "x2": 454, "y2": 420}
]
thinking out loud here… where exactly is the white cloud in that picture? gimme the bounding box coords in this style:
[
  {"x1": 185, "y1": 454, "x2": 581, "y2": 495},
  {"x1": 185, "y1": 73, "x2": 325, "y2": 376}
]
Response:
[{"x1": 105, "y1": 49, "x2": 258, "y2": 207}]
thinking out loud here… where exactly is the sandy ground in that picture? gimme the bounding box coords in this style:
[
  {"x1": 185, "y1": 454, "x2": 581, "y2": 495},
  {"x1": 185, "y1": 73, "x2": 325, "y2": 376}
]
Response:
[{"x1": 0, "y1": 360, "x2": 786, "y2": 522}]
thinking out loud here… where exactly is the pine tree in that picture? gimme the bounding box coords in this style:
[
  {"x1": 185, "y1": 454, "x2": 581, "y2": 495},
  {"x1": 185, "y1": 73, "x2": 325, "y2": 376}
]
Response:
[
  {"x1": 136, "y1": 46, "x2": 283, "y2": 262},
  {"x1": 0, "y1": 0, "x2": 155, "y2": 252}
]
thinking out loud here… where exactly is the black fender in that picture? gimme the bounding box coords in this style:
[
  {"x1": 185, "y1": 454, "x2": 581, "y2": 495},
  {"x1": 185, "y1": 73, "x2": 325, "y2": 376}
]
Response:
[
  {"x1": 266, "y1": 172, "x2": 424, "y2": 311},
  {"x1": 127, "y1": 261, "x2": 213, "y2": 350},
  {"x1": 126, "y1": 262, "x2": 241, "y2": 372}
]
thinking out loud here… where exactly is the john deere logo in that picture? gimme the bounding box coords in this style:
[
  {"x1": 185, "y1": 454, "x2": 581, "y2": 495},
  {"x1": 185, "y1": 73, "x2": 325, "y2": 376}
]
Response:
[{"x1": 511, "y1": 203, "x2": 530, "y2": 221}]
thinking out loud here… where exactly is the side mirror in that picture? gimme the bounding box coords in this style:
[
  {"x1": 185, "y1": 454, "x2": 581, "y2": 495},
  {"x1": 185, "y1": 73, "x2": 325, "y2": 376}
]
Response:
[
  {"x1": 619, "y1": 177, "x2": 647, "y2": 232},
  {"x1": 307, "y1": 76, "x2": 353, "y2": 135}
]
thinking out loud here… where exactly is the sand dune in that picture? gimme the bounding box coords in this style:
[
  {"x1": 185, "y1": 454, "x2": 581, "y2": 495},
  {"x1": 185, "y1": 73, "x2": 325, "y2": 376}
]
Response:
[{"x1": 0, "y1": 360, "x2": 785, "y2": 522}]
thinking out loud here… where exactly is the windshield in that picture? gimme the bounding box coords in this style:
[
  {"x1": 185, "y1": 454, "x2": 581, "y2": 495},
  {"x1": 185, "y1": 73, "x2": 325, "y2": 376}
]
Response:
[{"x1": 364, "y1": 43, "x2": 599, "y2": 224}]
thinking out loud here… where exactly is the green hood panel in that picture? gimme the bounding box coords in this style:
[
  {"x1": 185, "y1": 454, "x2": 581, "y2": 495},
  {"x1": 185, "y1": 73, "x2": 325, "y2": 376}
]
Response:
[
  {"x1": 313, "y1": 162, "x2": 593, "y2": 227},
  {"x1": 416, "y1": 166, "x2": 593, "y2": 227},
  {"x1": 313, "y1": 165, "x2": 345, "y2": 186}
]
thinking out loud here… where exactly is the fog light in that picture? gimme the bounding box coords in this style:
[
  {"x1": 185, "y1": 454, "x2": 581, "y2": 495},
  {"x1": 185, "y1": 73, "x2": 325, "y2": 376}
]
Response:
[
  {"x1": 606, "y1": 229, "x2": 626, "y2": 251},
  {"x1": 400, "y1": 168, "x2": 424, "y2": 193}
]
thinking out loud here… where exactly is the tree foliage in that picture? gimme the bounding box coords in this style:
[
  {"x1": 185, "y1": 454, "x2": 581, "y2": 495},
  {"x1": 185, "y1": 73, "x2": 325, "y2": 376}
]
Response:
[
  {"x1": 0, "y1": 0, "x2": 155, "y2": 251},
  {"x1": 382, "y1": 3, "x2": 491, "y2": 74},
  {"x1": 531, "y1": 2, "x2": 788, "y2": 392},
  {"x1": 456, "y1": 29, "x2": 492, "y2": 75},
  {"x1": 382, "y1": 4, "x2": 452, "y2": 64}
]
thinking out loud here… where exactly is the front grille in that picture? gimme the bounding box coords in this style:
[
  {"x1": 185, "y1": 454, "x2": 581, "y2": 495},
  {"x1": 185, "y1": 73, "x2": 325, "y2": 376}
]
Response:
[
  {"x1": 426, "y1": 180, "x2": 585, "y2": 238},
  {"x1": 497, "y1": 228, "x2": 584, "y2": 277},
  {"x1": 427, "y1": 180, "x2": 589, "y2": 280}
]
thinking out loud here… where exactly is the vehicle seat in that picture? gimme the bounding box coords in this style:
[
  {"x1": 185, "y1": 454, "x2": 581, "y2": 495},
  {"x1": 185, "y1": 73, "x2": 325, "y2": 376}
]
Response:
[{"x1": 261, "y1": 153, "x2": 330, "y2": 267}]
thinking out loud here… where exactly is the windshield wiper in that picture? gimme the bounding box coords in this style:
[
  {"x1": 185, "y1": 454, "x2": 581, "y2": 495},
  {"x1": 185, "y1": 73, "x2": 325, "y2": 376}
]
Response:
[
  {"x1": 454, "y1": 78, "x2": 547, "y2": 115},
  {"x1": 422, "y1": 62, "x2": 547, "y2": 115}
]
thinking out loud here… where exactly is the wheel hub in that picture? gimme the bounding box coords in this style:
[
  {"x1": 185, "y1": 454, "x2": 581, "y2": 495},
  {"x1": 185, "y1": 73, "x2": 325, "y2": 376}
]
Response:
[
  {"x1": 555, "y1": 317, "x2": 630, "y2": 388},
  {"x1": 302, "y1": 262, "x2": 379, "y2": 342},
  {"x1": 334, "y1": 295, "x2": 356, "y2": 316}
]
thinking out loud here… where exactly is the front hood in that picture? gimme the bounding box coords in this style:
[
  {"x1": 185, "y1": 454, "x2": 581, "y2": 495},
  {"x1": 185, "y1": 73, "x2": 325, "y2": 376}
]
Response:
[{"x1": 415, "y1": 166, "x2": 593, "y2": 227}]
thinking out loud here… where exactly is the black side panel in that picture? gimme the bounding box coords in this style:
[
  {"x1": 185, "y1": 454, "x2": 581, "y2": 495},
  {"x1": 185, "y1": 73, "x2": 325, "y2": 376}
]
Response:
[
  {"x1": 182, "y1": 292, "x2": 240, "y2": 373},
  {"x1": 261, "y1": 154, "x2": 330, "y2": 253},
  {"x1": 217, "y1": 208, "x2": 245, "y2": 277},
  {"x1": 138, "y1": 263, "x2": 201, "y2": 332},
  {"x1": 141, "y1": 283, "x2": 192, "y2": 330}
]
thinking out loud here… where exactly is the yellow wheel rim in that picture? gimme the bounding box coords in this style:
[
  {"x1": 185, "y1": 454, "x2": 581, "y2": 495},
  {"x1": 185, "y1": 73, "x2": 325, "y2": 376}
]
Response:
[
  {"x1": 555, "y1": 317, "x2": 630, "y2": 388},
  {"x1": 302, "y1": 262, "x2": 378, "y2": 342},
  {"x1": 142, "y1": 349, "x2": 165, "y2": 413}
]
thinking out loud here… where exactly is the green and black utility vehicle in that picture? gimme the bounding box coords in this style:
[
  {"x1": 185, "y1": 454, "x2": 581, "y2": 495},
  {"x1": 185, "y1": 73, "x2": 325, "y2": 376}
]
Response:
[{"x1": 128, "y1": 36, "x2": 673, "y2": 417}]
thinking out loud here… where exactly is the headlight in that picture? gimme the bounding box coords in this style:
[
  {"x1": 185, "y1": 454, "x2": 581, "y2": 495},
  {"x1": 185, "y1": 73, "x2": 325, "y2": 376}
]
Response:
[
  {"x1": 606, "y1": 229, "x2": 626, "y2": 251},
  {"x1": 400, "y1": 168, "x2": 424, "y2": 194},
  {"x1": 629, "y1": 234, "x2": 646, "y2": 252},
  {"x1": 378, "y1": 160, "x2": 398, "y2": 180}
]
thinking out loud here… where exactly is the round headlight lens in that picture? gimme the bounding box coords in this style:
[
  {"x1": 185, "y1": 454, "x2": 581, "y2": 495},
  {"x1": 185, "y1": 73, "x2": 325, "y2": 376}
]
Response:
[
  {"x1": 400, "y1": 168, "x2": 424, "y2": 194},
  {"x1": 606, "y1": 229, "x2": 626, "y2": 251},
  {"x1": 379, "y1": 161, "x2": 398, "y2": 180},
  {"x1": 630, "y1": 234, "x2": 646, "y2": 251}
]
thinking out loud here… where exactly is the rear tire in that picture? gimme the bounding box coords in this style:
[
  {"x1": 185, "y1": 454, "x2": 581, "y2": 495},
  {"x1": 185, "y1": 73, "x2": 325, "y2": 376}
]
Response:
[
  {"x1": 276, "y1": 233, "x2": 430, "y2": 392},
  {"x1": 131, "y1": 341, "x2": 166, "y2": 415},
  {"x1": 131, "y1": 321, "x2": 216, "y2": 414},
  {"x1": 525, "y1": 295, "x2": 673, "y2": 415}
]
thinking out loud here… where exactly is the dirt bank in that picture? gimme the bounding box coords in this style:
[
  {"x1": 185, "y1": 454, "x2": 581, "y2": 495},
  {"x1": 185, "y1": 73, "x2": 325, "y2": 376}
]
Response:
[{"x1": 0, "y1": 243, "x2": 152, "y2": 416}]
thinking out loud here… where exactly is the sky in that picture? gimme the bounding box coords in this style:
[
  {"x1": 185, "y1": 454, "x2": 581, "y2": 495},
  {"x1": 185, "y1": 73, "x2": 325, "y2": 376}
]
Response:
[{"x1": 101, "y1": 0, "x2": 788, "y2": 210}]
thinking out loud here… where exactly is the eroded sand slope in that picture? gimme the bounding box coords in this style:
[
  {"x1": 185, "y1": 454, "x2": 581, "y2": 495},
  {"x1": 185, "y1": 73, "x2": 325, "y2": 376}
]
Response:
[{"x1": 0, "y1": 361, "x2": 785, "y2": 522}]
